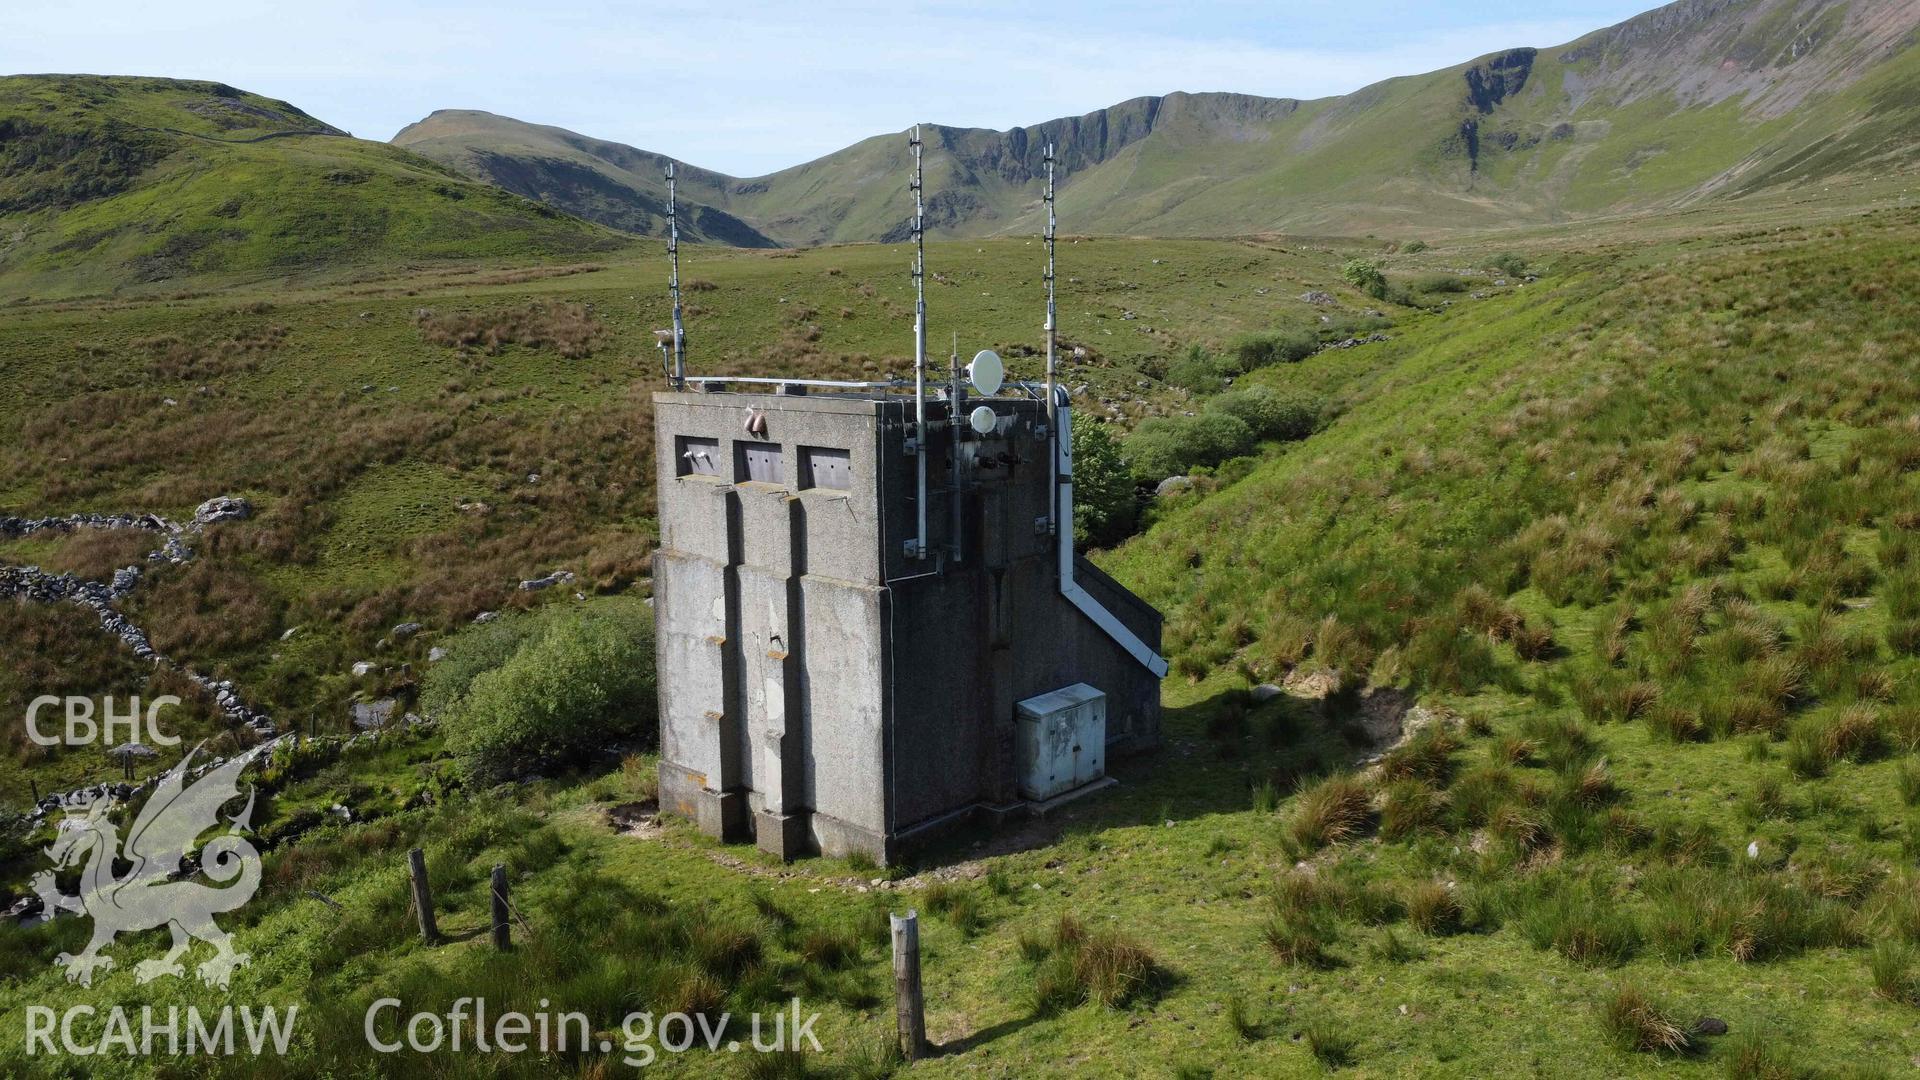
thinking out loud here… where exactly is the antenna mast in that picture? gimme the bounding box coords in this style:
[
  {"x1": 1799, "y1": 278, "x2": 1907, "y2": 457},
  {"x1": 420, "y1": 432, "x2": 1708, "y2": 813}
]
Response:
[
  {"x1": 908, "y1": 125, "x2": 929, "y2": 559},
  {"x1": 665, "y1": 161, "x2": 686, "y2": 389},
  {"x1": 1044, "y1": 142, "x2": 1060, "y2": 536}
]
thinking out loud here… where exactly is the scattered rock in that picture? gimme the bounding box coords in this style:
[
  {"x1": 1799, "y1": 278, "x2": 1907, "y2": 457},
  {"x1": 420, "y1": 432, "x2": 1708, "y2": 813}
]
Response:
[
  {"x1": 519, "y1": 569, "x2": 575, "y2": 591},
  {"x1": 280, "y1": 625, "x2": 302, "y2": 641},
  {"x1": 391, "y1": 621, "x2": 422, "y2": 639},
  {"x1": 350, "y1": 661, "x2": 376, "y2": 678},
  {"x1": 474, "y1": 611, "x2": 499, "y2": 623},
  {"x1": 1693, "y1": 1017, "x2": 1729, "y2": 1037},
  {"x1": 427, "y1": 646, "x2": 447, "y2": 663},
  {"x1": 1300, "y1": 291, "x2": 1336, "y2": 306}
]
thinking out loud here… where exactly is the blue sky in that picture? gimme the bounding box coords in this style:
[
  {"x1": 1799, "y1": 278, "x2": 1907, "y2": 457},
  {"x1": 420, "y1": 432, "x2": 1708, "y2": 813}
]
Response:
[{"x1": 2, "y1": 1, "x2": 1656, "y2": 175}]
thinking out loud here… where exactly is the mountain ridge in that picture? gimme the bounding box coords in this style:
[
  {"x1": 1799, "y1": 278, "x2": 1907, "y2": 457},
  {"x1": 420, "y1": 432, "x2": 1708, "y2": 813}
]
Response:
[{"x1": 392, "y1": 0, "x2": 1920, "y2": 244}]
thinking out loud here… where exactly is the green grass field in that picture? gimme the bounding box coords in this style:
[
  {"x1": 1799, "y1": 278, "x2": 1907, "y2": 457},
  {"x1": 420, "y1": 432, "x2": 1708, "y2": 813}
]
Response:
[{"x1": 5, "y1": 169, "x2": 1920, "y2": 1077}]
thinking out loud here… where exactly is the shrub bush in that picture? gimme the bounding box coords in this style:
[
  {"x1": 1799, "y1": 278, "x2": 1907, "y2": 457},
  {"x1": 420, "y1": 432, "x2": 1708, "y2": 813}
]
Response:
[
  {"x1": 1409, "y1": 273, "x2": 1468, "y2": 294},
  {"x1": 1205, "y1": 386, "x2": 1323, "y2": 442},
  {"x1": 444, "y1": 604, "x2": 658, "y2": 783},
  {"x1": 1166, "y1": 352, "x2": 1225, "y2": 393},
  {"x1": 1229, "y1": 328, "x2": 1318, "y2": 369},
  {"x1": 1125, "y1": 413, "x2": 1257, "y2": 485},
  {"x1": 1483, "y1": 253, "x2": 1529, "y2": 278}
]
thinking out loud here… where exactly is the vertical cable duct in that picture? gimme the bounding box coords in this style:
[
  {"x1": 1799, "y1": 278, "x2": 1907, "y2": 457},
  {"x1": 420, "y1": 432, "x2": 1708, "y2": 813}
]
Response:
[{"x1": 909, "y1": 127, "x2": 929, "y2": 560}]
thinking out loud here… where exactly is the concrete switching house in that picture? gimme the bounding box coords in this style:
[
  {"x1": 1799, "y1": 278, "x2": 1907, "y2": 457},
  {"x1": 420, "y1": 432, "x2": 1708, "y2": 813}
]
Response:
[
  {"x1": 651, "y1": 387, "x2": 1166, "y2": 863},
  {"x1": 650, "y1": 132, "x2": 1164, "y2": 864}
]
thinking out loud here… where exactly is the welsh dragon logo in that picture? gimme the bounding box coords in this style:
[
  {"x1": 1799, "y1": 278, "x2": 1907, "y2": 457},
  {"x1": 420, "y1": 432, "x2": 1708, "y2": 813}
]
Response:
[{"x1": 32, "y1": 743, "x2": 268, "y2": 989}]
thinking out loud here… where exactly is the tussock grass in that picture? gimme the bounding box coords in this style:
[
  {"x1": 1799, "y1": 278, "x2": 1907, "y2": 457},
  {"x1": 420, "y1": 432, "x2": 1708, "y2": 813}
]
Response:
[
  {"x1": 1640, "y1": 867, "x2": 1856, "y2": 963},
  {"x1": 922, "y1": 882, "x2": 986, "y2": 935},
  {"x1": 1026, "y1": 913, "x2": 1159, "y2": 1013},
  {"x1": 1720, "y1": 1028, "x2": 1803, "y2": 1080},
  {"x1": 1596, "y1": 982, "x2": 1691, "y2": 1055},
  {"x1": 1225, "y1": 994, "x2": 1261, "y2": 1040},
  {"x1": 1516, "y1": 877, "x2": 1639, "y2": 966},
  {"x1": 1263, "y1": 913, "x2": 1337, "y2": 968},
  {"x1": 1405, "y1": 881, "x2": 1463, "y2": 935},
  {"x1": 1302, "y1": 1018, "x2": 1356, "y2": 1069},
  {"x1": 1896, "y1": 758, "x2": 1920, "y2": 807},
  {"x1": 1379, "y1": 780, "x2": 1447, "y2": 840},
  {"x1": 1376, "y1": 726, "x2": 1461, "y2": 784},
  {"x1": 1288, "y1": 774, "x2": 1374, "y2": 850},
  {"x1": 1870, "y1": 942, "x2": 1920, "y2": 1006}
]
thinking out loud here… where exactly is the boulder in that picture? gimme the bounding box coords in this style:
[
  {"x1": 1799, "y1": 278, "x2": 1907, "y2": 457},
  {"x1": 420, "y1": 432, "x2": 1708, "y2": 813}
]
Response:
[
  {"x1": 193, "y1": 496, "x2": 252, "y2": 526},
  {"x1": 1300, "y1": 291, "x2": 1337, "y2": 306},
  {"x1": 427, "y1": 646, "x2": 447, "y2": 663},
  {"x1": 350, "y1": 698, "x2": 398, "y2": 731},
  {"x1": 391, "y1": 622, "x2": 422, "y2": 639},
  {"x1": 350, "y1": 661, "x2": 376, "y2": 678},
  {"x1": 1155, "y1": 476, "x2": 1194, "y2": 498}
]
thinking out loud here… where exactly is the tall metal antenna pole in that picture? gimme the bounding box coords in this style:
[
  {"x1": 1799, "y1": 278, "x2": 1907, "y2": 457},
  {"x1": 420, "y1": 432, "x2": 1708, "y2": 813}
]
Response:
[
  {"x1": 909, "y1": 126, "x2": 929, "y2": 560},
  {"x1": 1043, "y1": 142, "x2": 1060, "y2": 536},
  {"x1": 666, "y1": 161, "x2": 686, "y2": 389}
]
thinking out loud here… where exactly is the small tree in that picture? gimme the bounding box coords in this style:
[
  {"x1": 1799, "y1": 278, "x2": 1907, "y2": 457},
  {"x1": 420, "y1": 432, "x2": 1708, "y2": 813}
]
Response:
[
  {"x1": 1071, "y1": 421, "x2": 1136, "y2": 547},
  {"x1": 1342, "y1": 258, "x2": 1388, "y2": 299}
]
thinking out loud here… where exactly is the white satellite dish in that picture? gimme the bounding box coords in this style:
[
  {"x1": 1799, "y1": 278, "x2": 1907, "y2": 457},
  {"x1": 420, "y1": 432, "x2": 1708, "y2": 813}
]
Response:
[
  {"x1": 968, "y1": 405, "x2": 999, "y2": 436},
  {"x1": 968, "y1": 350, "x2": 1004, "y2": 396}
]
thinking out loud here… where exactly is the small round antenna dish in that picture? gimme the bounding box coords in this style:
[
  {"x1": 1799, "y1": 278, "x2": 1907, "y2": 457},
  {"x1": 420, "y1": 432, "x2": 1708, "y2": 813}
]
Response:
[
  {"x1": 968, "y1": 350, "x2": 1004, "y2": 396},
  {"x1": 968, "y1": 405, "x2": 999, "y2": 436}
]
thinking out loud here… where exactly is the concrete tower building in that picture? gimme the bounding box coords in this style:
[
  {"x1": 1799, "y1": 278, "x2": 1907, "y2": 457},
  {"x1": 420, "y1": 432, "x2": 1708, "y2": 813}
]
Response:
[{"x1": 650, "y1": 136, "x2": 1164, "y2": 864}]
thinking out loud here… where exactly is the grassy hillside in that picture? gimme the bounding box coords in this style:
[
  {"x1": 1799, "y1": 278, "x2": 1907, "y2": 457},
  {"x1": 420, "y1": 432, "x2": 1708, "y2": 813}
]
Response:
[
  {"x1": 0, "y1": 76, "x2": 626, "y2": 300},
  {"x1": 394, "y1": 0, "x2": 1920, "y2": 245},
  {"x1": 4, "y1": 175, "x2": 1920, "y2": 1073}
]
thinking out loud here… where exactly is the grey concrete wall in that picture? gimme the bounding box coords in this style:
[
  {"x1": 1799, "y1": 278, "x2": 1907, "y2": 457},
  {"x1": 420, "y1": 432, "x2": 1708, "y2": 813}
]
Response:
[{"x1": 653, "y1": 389, "x2": 1161, "y2": 863}]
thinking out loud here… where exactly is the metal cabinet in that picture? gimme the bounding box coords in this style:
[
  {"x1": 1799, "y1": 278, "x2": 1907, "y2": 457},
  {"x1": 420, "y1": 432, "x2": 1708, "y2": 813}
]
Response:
[{"x1": 1014, "y1": 683, "x2": 1106, "y2": 801}]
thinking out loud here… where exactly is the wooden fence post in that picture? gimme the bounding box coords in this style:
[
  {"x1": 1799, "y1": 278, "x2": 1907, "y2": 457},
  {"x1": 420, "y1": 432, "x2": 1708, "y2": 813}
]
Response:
[
  {"x1": 408, "y1": 848, "x2": 438, "y2": 944},
  {"x1": 891, "y1": 909, "x2": 927, "y2": 1061},
  {"x1": 491, "y1": 864, "x2": 511, "y2": 951}
]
